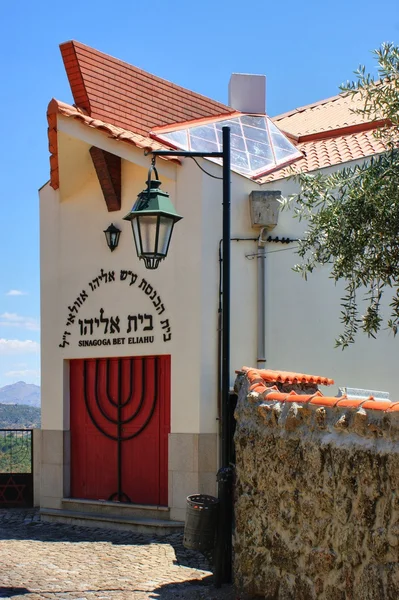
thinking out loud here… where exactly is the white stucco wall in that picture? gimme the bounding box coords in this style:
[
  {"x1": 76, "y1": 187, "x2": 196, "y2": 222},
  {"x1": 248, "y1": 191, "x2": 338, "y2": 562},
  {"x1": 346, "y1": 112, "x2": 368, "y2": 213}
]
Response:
[
  {"x1": 41, "y1": 116, "x2": 223, "y2": 437},
  {"x1": 41, "y1": 115, "x2": 399, "y2": 449},
  {"x1": 229, "y1": 160, "x2": 399, "y2": 399}
]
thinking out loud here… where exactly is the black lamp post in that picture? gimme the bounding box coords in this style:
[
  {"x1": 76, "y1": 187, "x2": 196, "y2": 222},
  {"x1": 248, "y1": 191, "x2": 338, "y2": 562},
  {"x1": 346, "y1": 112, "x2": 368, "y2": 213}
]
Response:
[
  {"x1": 104, "y1": 223, "x2": 121, "y2": 252},
  {"x1": 128, "y1": 127, "x2": 232, "y2": 586}
]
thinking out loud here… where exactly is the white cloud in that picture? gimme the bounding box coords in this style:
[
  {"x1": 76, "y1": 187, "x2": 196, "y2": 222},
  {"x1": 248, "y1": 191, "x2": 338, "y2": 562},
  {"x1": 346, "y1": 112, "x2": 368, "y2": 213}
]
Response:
[
  {"x1": 0, "y1": 313, "x2": 40, "y2": 331},
  {"x1": 6, "y1": 290, "x2": 27, "y2": 296},
  {"x1": 5, "y1": 369, "x2": 40, "y2": 380},
  {"x1": 0, "y1": 339, "x2": 40, "y2": 355}
]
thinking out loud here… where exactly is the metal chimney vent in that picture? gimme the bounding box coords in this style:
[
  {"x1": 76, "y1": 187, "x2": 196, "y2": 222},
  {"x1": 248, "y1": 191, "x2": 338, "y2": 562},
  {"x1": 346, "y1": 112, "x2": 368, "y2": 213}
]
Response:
[
  {"x1": 338, "y1": 387, "x2": 390, "y2": 401},
  {"x1": 228, "y1": 74, "x2": 266, "y2": 114}
]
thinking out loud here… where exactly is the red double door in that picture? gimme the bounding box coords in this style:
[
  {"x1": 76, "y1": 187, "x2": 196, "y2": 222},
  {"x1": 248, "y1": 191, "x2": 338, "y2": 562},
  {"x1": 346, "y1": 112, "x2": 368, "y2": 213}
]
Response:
[{"x1": 70, "y1": 355, "x2": 170, "y2": 506}]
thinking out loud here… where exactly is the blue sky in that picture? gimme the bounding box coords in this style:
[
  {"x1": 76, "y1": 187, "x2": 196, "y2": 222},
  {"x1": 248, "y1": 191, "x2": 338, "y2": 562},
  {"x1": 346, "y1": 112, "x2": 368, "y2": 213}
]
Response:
[{"x1": 0, "y1": 0, "x2": 398, "y2": 388}]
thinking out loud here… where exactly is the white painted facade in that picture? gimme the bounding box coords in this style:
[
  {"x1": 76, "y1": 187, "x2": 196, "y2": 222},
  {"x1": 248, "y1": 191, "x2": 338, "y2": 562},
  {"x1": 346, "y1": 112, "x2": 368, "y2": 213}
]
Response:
[{"x1": 39, "y1": 112, "x2": 398, "y2": 517}]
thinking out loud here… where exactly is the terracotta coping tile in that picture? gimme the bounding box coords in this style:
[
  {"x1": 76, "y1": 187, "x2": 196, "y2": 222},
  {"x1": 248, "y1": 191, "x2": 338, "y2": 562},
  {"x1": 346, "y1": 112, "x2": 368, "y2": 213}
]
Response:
[
  {"x1": 309, "y1": 396, "x2": 339, "y2": 407},
  {"x1": 284, "y1": 393, "x2": 321, "y2": 403},
  {"x1": 336, "y1": 398, "x2": 364, "y2": 408},
  {"x1": 265, "y1": 390, "x2": 323, "y2": 403},
  {"x1": 249, "y1": 378, "x2": 264, "y2": 389},
  {"x1": 361, "y1": 400, "x2": 393, "y2": 411},
  {"x1": 250, "y1": 384, "x2": 268, "y2": 394},
  {"x1": 263, "y1": 391, "x2": 289, "y2": 402},
  {"x1": 242, "y1": 367, "x2": 334, "y2": 386},
  {"x1": 242, "y1": 366, "x2": 398, "y2": 413}
]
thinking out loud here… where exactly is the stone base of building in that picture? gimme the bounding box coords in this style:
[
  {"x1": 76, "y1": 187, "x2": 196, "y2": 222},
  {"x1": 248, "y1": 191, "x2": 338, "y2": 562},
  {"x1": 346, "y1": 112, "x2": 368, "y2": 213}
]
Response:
[{"x1": 37, "y1": 430, "x2": 218, "y2": 527}]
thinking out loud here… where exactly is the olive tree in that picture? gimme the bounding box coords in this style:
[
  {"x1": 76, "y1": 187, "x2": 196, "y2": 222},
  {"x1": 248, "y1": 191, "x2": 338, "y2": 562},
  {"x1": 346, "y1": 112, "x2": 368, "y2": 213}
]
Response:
[{"x1": 287, "y1": 43, "x2": 399, "y2": 348}]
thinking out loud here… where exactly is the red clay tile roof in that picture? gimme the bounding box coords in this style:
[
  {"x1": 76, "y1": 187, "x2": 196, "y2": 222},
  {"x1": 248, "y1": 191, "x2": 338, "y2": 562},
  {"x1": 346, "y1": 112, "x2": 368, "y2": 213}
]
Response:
[
  {"x1": 261, "y1": 91, "x2": 390, "y2": 182},
  {"x1": 272, "y1": 92, "x2": 379, "y2": 137},
  {"x1": 49, "y1": 42, "x2": 390, "y2": 189},
  {"x1": 242, "y1": 367, "x2": 399, "y2": 412},
  {"x1": 260, "y1": 127, "x2": 387, "y2": 182},
  {"x1": 47, "y1": 99, "x2": 178, "y2": 190},
  {"x1": 60, "y1": 41, "x2": 234, "y2": 137}
]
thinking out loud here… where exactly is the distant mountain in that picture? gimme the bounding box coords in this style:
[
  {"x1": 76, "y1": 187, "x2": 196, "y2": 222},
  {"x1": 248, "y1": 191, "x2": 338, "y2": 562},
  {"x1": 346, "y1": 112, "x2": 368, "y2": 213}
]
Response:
[{"x1": 0, "y1": 382, "x2": 41, "y2": 407}]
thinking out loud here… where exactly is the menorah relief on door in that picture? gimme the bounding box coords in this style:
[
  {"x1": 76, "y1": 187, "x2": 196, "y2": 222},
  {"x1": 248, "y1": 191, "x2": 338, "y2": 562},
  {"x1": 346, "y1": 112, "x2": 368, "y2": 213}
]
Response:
[{"x1": 70, "y1": 356, "x2": 170, "y2": 506}]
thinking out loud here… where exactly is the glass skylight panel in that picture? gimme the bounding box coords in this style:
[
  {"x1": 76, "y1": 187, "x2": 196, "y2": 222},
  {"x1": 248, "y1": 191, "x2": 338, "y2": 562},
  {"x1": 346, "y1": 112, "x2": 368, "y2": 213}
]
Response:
[
  {"x1": 162, "y1": 130, "x2": 189, "y2": 149},
  {"x1": 191, "y1": 137, "x2": 218, "y2": 152},
  {"x1": 231, "y1": 134, "x2": 246, "y2": 151},
  {"x1": 240, "y1": 115, "x2": 266, "y2": 128},
  {"x1": 268, "y1": 120, "x2": 297, "y2": 158},
  {"x1": 154, "y1": 114, "x2": 302, "y2": 179},
  {"x1": 190, "y1": 125, "x2": 216, "y2": 141},
  {"x1": 231, "y1": 149, "x2": 250, "y2": 172},
  {"x1": 250, "y1": 154, "x2": 272, "y2": 172},
  {"x1": 246, "y1": 139, "x2": 273, "y2": 160}
]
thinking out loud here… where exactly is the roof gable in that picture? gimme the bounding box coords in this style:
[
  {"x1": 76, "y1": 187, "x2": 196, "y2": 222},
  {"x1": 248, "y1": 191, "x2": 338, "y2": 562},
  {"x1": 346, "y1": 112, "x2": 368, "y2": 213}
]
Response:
[
  {"x1": 272, "y1": 91, "x2": 380, "y2": 137},
  {"x1": 60, "y1": 41, "x2": 234, "y2": 136}
]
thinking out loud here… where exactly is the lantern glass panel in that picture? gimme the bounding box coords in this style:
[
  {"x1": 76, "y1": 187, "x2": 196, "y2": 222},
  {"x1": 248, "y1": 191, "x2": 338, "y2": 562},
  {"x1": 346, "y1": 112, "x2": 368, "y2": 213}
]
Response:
[
  {"x1": 138, "y1": 215, "x2": 158, "y2": 254},
  {"x1": 131, "y1": 219, "x2": 142, "y2": 256},
  {"x1": 158, "y1": 216, "x2": 174, "y2": 256}
]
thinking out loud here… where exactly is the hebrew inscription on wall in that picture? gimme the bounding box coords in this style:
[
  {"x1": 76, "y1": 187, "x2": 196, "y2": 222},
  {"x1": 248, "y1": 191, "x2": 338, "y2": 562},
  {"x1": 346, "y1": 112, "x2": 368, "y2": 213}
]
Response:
[{"x1": 59, "y1": 270, "x2": 172, "y2": 348}]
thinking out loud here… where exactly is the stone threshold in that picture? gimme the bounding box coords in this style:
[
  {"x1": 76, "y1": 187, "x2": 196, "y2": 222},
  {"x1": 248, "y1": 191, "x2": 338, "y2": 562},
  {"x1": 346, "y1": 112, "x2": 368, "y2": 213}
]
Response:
[
  {"x1": 62, "y1": 497, "x2": 170, "y2": 520},
  {"x1": 40, "y1": 507, "x2": 184, "y2": 535}
]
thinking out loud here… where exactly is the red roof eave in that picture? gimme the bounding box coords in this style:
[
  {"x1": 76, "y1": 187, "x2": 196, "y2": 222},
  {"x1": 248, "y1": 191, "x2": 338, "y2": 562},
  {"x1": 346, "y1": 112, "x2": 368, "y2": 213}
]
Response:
[{"x1": 46, "y1": 99, "x2": 181, "y2": 190}]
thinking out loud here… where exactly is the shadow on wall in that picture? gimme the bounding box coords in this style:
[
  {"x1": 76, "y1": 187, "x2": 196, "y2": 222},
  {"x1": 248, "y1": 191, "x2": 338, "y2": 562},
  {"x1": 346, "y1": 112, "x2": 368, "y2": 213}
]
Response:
[{"x1": 0, "y1": 589, "x2": 31, "y2": 598}]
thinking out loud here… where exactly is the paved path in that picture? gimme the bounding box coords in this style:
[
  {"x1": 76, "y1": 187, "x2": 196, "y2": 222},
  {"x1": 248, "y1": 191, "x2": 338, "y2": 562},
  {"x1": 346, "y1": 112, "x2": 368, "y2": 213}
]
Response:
[{"x1": 0, "y1": 509, "x2": 235, "y2": 600}]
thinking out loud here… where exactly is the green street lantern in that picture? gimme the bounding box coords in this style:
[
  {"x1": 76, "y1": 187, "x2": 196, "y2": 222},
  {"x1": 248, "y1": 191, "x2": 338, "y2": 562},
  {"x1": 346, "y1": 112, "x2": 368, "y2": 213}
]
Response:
[{"x1": 123, "y1": 164, "x2": 182, "y2": 270}]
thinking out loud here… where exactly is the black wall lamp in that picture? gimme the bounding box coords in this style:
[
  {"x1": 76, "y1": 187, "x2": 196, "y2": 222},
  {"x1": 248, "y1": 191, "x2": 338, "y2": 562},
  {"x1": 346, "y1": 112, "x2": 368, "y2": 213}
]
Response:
[{"x1": 104, "y1": 223, "x2": 121, "y2": 252}]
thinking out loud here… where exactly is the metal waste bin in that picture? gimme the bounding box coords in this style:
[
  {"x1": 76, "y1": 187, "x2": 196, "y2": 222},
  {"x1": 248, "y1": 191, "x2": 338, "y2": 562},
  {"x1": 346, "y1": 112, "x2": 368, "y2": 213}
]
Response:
[{"x1": 183, "y1": 494, "x2": 219, "y2": 552}]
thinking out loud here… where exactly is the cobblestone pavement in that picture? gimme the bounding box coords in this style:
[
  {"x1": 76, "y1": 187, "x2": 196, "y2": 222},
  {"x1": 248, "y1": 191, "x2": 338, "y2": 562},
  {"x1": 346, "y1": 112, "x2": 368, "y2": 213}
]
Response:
[{"x1": 0, "y1": 509, "x2": 236, "y2": 600}]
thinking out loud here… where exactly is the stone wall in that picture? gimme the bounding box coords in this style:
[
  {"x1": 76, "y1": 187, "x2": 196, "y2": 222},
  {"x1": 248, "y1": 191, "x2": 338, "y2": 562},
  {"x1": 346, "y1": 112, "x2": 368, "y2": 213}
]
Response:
[{"x1": 233, "y1": 368, "x2": 399, "y2": 599}]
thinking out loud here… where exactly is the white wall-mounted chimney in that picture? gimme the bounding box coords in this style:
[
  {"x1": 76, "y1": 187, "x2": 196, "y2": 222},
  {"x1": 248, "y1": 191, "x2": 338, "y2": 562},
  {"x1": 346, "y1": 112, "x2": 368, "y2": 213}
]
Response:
[{"x1": 228, "y1": 73, "x2": 266, "y2": 114}]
